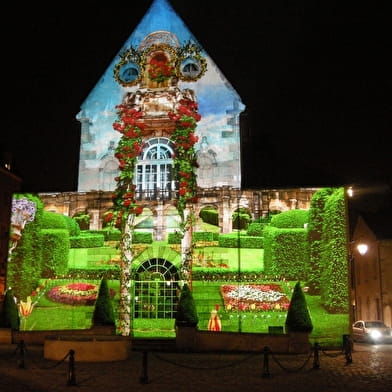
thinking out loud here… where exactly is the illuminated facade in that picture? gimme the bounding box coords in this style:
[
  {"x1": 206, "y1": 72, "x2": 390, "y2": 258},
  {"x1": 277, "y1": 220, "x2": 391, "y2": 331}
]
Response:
[{"x1": 77, "y1": 0, "x2": 243, "y2": 194}]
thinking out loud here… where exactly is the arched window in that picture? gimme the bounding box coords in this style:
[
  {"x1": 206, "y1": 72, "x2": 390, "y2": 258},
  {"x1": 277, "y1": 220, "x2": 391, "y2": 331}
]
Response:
[{"x1": 136, "y1": 138, "x2": 176, "y2": 200}]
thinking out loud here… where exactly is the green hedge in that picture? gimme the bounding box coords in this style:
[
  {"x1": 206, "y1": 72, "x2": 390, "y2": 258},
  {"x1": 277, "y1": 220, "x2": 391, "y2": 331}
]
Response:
[
  {"x1": 199, "y1": 208, "x2": 218, "y2": 226},
  {"x1": 319, "y1": 187, "x2": 348, "y2": 313},
  {"x1": 168, "y1": 232, "x2": 182, "y2": 244},
  {"x1": 270, "y1": 209, "x2": 309, "y2": 228},
  {"x1": 41, "y1": 210, "x2": 80, "y2": 236},
  {"x1": 65, "y1": 268, "x2": 120, "y2": 280},
  {"x1": 70, "y1": 233, "x2": 105, "y2": 248},
  {"x1": 41, "y1": 229, "x2": 70, "y2": 277},
  {"x1": 7, "y1": 193, "x2": 44, "y2": 300},
  {"x1": 191, "y1": 270, "x2": 269, "y2": 281},
  {"x1": 87, "y1": 229, "x2": 121, "y2": 241},
  {"x1": 85, "y1": 229, "x2": 152, "y2": 243},
  {"x1": 193, "y1": 231, "x2": 215, "y2": 242},
  {"x1": 218, "y1": 234, "x2": 263, "y2": 248},
  {"x1": 134, "y1": 231, "x2": 153, "y2": 243},
  {"x1": 246, "y1": 222, "x2": 266, "y2": 236},
  {"x1": 306, "y1": 187, "x2": 335, "y2": 294},
  {"x1": 263, "y1": 227, "x2": 309, "y2": 280}
]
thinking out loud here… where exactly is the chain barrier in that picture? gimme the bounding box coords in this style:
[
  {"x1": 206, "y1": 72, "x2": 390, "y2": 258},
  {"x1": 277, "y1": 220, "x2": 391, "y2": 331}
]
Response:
[
  {"x1": 67, "y1": 349, "x2": 77, "y2": 386},
  {"x1": 140, "y1": 351, "x2": 149, "y2": 384},
  {"x1": 268, "y1": 346, "x2": 313, "y2": 374},
  {"x1": 143, "y1": 338, "x2": 353, "y2": 383},
  {"x1": 262, "y1": 346, "x2": 271, "y2": 378},
  {"x1": 151, "y1": 351, "x2": 257, "y2": 370},
  {"x1": 5, "y1": 337, "x2": 354, "y2": 386},
  {"x1": 318, "y1": 336, "x2": 353, "y2": 365},
  {"x1": 8, "y1": 340, "x2": 75, "y2": 386},
  {"x1": 15, "y1": 339, "x2": 26, "y2": 368},
  {"x1": 342, "y1": 334, "x2": 353, "y2": 364},
  {"x1": 313, "y1": 342, "x2": 320, "y2": 369}
]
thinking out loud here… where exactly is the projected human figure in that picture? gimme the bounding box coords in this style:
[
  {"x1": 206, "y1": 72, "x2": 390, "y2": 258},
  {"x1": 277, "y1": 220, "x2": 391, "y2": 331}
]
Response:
[{"x1": 207, "y1": 309, "x2": 222, "y2": 331}]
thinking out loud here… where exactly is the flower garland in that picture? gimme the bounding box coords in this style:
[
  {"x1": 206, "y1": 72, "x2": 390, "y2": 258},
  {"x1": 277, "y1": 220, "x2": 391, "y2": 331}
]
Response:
[
  {"x1": 148, "y1": 57, "x2": 175, "y2": 83},
  {"x1": 168, "y1": 98, "x2": 201, "y2": 228},
  {"x1": 105, "y1": 105, "x2": 145, "y2": 229}
]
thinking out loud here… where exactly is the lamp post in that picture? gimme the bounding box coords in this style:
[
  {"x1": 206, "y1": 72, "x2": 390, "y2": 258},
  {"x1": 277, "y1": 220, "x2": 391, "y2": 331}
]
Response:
[
  {"x1": 351, "y1": 241, "x2": 368, "y2": 322},
  {"x1": 346, "y1": 185, "x2": 369, "y2": 324}
]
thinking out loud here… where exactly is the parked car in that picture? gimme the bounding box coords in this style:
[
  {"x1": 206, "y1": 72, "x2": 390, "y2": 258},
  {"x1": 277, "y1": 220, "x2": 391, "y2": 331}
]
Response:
[{"x1": 352, "y1": 320, "x2": 392, "y2": 344}]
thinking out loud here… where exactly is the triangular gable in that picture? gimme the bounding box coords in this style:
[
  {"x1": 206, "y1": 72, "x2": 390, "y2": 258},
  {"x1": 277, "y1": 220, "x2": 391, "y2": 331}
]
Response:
[
  {"x1": 353, "y1": 215, "x2": 378, "y2": 243},
  {"x1": 77, "y1": 0, "x2": 245, "y2": 192}
]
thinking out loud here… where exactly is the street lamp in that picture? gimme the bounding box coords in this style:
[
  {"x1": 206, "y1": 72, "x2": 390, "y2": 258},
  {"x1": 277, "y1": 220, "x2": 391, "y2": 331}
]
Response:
[
  {"x1": 351, "y1": 241, "x2": 368, "y2": 322},
  {"x1": 356, "y1": 243, "x2": 368, "y2": 256}
]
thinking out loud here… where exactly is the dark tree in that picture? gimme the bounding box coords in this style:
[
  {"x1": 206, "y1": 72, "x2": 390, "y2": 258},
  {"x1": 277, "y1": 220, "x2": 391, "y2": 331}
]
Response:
[
  {"x1": 92, "y1": 278, "x2": 115, "y2": 326},
  {"x1": 175, "y1": 283, "x2": 199, "y2": 327},
  {"x1": 0, "y1": 289, "x2": 20, "y2": 330},
  {"x1": 285, "y1": 281, "x2": 313, "y2": 333}
]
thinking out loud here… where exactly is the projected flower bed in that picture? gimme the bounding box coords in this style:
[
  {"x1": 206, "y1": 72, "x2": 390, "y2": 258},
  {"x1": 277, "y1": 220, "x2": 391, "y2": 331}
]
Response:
[
  {"x1": 221, "y1": 284, "x2": 290, "y2": 311},
  {"x1": 48, "y1": 283, "x2": 115, "y2": 306}
]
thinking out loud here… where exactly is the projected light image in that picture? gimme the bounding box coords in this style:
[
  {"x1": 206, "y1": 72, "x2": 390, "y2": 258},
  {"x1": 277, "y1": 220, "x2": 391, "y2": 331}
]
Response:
[{"x1": 5, "y1": 187, "x2": 350, "y2": 346}]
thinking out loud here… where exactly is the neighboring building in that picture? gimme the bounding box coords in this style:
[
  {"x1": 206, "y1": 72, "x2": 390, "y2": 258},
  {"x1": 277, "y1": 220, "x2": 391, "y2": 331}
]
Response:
[{"x1": 351, "y1": 206, "x2": 392, "y2": 327}]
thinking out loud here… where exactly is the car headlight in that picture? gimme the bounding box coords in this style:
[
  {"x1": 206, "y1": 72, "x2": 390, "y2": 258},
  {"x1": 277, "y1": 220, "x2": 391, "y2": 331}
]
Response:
[{"x1": 369, "y1": 330, "x2": 382, "y2": 339}]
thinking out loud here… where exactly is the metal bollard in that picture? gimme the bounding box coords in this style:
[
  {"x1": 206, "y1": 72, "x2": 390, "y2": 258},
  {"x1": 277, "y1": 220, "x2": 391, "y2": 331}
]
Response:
[
  {"x1": 140, "y1": 351, "x2": 149, "y2": 384},
  {"x1": 17, "y1": 340, "x2": 26, "y2": 369},
  {"x1": 313, "y1": 342, "x2": 320, "y2": 369},
  {"x1": 342, "y1": 334, "x2": 353, "y2": 365},
  {"x1": 67, "y1": 349, "x2": 77, "y2": 386},
  {"x1": 262, "y1": 346, "x2": 271, "y2": 378}
]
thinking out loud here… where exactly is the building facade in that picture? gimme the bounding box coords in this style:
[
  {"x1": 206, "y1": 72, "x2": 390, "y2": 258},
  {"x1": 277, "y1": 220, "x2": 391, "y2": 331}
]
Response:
[{"x1": 352, "y1": 215, "x2": 392, "y2": 327}]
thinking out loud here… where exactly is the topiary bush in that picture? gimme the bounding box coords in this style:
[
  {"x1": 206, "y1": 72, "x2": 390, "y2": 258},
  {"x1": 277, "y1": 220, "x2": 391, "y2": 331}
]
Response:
[
  {"x1": 0, "y1": 289, "x2": 20, "y2": 330},
  {"x1": 175, "y1": 283, "x2": 199, "y2": 327},
  {"x1": 232, "y1": 209, "x2": 251, "y2": 230},
  {"x1": 270, "y1": 209, "x2": 309, "y2": 228},
  {"x1": 199, "y1": 208, "x2": 219, "y2": 226},
  {"x1": 7, "y1": 193, "x2": 44, "y2": 301},
  {"x1": 92, "y1": 278, "x2": 116, "y2": 326},
  {"x1": 285, "y1": 281, "x2": 313, "y2": 333},
  {"x1": 73, "y1": 211, "x2": 90, "y2": 230},
  {"x1": 246, "y1": 222, "x2": 265, "y2": 237},
  {"x1": 41, "y1": 210, "x2": 80, "y2": 236}
]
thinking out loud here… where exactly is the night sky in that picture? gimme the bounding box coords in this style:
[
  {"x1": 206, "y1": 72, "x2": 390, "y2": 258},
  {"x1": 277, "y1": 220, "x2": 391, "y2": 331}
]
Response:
[{"x1": 2, "y1": 1, "x2": 391, "y2": 195}]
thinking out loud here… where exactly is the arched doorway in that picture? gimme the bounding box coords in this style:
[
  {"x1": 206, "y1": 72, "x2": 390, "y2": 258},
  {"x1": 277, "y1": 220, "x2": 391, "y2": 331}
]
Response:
[{"x1": 132, "y1": 258, "x2": 179, "y2": 319}]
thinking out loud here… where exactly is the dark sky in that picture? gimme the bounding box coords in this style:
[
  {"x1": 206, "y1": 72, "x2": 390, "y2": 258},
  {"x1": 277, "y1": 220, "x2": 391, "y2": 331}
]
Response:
[{"x1": 2, "y1": 1, "x2": 391, "y2": 193}]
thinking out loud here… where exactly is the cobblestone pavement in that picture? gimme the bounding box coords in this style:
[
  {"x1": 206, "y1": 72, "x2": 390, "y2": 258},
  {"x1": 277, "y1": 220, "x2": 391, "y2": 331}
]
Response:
[{"x1": 0, "y1": 343, "x2": 391, "y2": 392}]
